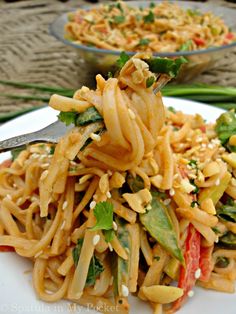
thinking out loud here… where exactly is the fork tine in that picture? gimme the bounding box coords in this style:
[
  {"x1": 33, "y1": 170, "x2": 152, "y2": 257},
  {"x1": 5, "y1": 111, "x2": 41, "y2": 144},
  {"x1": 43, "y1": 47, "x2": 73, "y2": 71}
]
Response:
[{"x1": 0, "y1": 120, "x2": 72, "y2": 153}]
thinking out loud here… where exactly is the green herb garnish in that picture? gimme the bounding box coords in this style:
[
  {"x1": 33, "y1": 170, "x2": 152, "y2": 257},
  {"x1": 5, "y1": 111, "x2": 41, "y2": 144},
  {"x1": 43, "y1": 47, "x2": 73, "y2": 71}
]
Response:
[
  {"x1": 191, "y1": 201, "x2": 199, "y2": 208},
  {"x1": 138, "y1": 38, "x2": 151, "y2": 46},
  {"x1": 179, "y1": 40, "x2": 193, "y2": 51},
  {"x1": 72, "y1": 239, "x2": 104, "y2": 286},
  {"x1": 90, "y1": 201, "x2": 114, "y2": 231},
  {"x1": 116, "y1": 51, "x2": 130, "y2": 69},
  {"x1": 11, "y1": 147, "x2": 24, "y2": 161},
  {"x1": 113, "y1": 15, "x2": 125, "y2": 24},
  {"x1": 58, "y1": 111, "x2": 77, "y2": 126},
  {"x1": 144, "y1": 57, "x2": 187, "y2": 78},
  {"x1": 189, "y1": 179, "x2": 199, "y2": 194},
  {"x1": 146, "y1": 76, "x2": 155, "y2": 88},
  {"x1": 143, "y1": 11, "x2": 155, "y2": 23}
]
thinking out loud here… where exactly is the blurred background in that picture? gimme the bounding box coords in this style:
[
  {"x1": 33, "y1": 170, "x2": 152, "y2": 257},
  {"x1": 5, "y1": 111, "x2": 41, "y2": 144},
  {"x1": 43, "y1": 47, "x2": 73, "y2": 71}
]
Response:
[{"x1": 0, "y1": 0, "x2": 235, "y2": 122}]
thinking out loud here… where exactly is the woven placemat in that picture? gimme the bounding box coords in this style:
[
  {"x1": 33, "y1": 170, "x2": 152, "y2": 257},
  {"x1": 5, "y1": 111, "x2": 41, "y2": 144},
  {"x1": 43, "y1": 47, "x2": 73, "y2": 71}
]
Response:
[{"x1": 0, "y1": 0, "x2": 236, "y2": 118}]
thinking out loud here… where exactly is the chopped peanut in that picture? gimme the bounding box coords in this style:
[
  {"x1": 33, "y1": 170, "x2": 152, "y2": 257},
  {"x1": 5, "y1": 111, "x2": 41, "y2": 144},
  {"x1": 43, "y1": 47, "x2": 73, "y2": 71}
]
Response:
[{"x1": 123, "y1": 189, "x2": 152, "y2": 214}]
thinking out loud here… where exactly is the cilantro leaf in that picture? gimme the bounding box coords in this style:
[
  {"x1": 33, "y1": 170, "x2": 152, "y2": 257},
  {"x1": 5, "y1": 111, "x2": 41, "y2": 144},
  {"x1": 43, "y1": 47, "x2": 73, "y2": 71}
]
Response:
[
  {"x1": 90, "y1": 201, "x2": 114, "y2": 231},
  {"x1": 58, "y1": 111, "x2": 78, "y2": 126},
  {"x1": 86, "y1": 255, "x2": 104, "y2": 286},
  {"x1": 189, "y1": 179, "x2": 199, "y2": 194},
  {"x1": 179, "y1": 40, "x2": 193, "y2": 51},
  {"x1": 11, "y1": 147, "x2": 24, "y2": 161},
  {"x1": 113, "y1": 15, "x2": 125, "y2": 24},
  {"x1": 104, "y1": 229, "x2": 115, "y2": 242},
  {"x1": 168, "y1": 106, "x2": 176, "y2": 113},
  {"x1": 72, "y1": 238, "x2": 83, "y2": 266},
  {"x1": 190, "y1": 201, "x2": 199, "y2": 208},
  {"x1": 138, "y1": 38, "x2": 151, "y2": 46},
  {"x1": 144, "y1": 57, "x2": 188, "y2": 78},
  {"x1": 143, "y1": 11, "x2": 155, "y2": 23},
  {"x1": 150, "y1": 2, "x2": 155, "y2": 9},
  {"x1": 49, "y1": 146, "x2": 55, "y2": 155},
  {"x1": 108, "y1": 71, "x2": 113, "y2": 78},
  {"x1": 72, "y1": 238, "x2": 104, "y2": 286},
  {"x1": 189, "y1": 159, "x2": 197, "y2": 168},
  {"x1": 76, "y1": 107, "x2": 103, "y2": 126},
  {"x1": 116, "y1": 51, "x2": 130, "y2": 69},
  {"x1": 146, "y1": 76, "x2": 155, "y2": 88}
]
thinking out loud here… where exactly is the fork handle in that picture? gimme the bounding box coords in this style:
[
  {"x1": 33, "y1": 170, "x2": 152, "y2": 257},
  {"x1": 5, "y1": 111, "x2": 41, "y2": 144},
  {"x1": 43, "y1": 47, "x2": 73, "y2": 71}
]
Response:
[{"x1": 0, "y1": 133, "x2": 43, "y2": 153}]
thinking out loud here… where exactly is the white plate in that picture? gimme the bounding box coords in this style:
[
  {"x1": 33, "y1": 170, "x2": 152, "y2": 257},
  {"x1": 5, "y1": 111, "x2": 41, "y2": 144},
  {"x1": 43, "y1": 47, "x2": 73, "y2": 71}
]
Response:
[{"x1": 0, "y1": 98, "x2": 234, "y2": 314}]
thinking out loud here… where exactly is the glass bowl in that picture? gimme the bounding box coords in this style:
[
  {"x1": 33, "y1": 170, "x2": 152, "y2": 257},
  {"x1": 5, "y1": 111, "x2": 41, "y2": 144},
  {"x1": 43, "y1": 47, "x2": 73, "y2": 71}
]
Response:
[{"x1": 50, "y1": 1, "x2": 236, "y2": 82}]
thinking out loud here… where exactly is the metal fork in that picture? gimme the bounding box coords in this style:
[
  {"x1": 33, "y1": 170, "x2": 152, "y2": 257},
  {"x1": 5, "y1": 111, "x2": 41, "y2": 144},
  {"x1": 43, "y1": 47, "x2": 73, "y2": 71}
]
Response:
[
  {"x1": 0, "y1": 75, "x2": 170, "y2": 154},
  {"x1": 0, "y1": 120, "x2": 73, "y2": 153}
]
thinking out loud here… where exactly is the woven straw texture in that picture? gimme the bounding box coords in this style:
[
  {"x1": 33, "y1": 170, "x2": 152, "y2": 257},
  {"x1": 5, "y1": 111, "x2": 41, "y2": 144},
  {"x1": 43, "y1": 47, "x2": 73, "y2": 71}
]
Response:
[{"x1": 0, "y1": 0, "x2": 236, "y2": 117}]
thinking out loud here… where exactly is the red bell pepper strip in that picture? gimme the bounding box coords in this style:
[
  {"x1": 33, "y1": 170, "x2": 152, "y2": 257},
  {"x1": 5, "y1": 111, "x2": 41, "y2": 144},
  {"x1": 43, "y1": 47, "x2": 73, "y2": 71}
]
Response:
[
  {"x1": 199, "y1": 245, "x2": 214, "y2": 282},
  {"x1": 0, "y1": 246, "x2": 15, "y2": 252},
  {"x1": 171, "y1": 224, "x2": 201, "y2": 312},
  {"x1": 193, "y1": 37, "x2": 205, "y2": 46},
  {"x1": 225, "y1": 33, "x2": 234, "y2": 40}
]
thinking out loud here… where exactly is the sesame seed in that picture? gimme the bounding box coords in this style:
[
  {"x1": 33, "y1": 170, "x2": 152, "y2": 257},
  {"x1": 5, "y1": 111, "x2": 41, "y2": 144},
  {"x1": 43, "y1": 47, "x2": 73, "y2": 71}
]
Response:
[
  {"x1": 163, "y1": 198, "x2": 171, "y2": 206},
  {"x1": 201, "y1": 144, "x2": 207, "y2": 148},
  {"x1": 45, "y1": 146, "x2": 51, "y2": 153},
  {"x1": 62, "y1": 201, "x2": 68, "y2": 210},
  {"x1": 195, "y1": 268, "x2": 201, "y2": 279},
  {"x1": 31, "y1": 153, "x2": 39, "y2": 159},
  {"x1": 215, "y1": 178, "x2": 220, "y2": 186},
  {"x1": 121, "y1": 284, "x2": 129, "y2": 297},
  {"x1": 60, "y1": 220, "x2": 66, "y2": 230},
  {"x1": 174, "y1": 173, "x2": 179, "y2": 179},
  {"x1": 169, "y1": 188, "x2": 175, "y2": 196},
  {"x1": 16, "y1": 197, "x2": 22, "y2": 205},
  {"x1": 108, "y1": 243, "x2": 113, "y2": 251},
  {"x1": 112, "y1": 221, "x2": 118, "y2": 231},
  {"x1": 187, "y1": 290, "x2": 194, "y2": 298},
  {"x1": 93, "y1": 234, "x2": 100, "y2": 246},
  {"x1": 215, "y1": 236, "x2": 219, "y2": 243},
  {"x1": 13, "y1": 183, "x2": 17, "y2": 188},
  {"x1": 40, "y1": 170, "x2": 48, "y2": 181},
  {"x1": 146, "y1": 204, "x2": 152, "y2": 211},
  {"x1": 90, "y1": 133, "x2": 101, "y2": 142},
  {"x1": 31, "y1": 196, "x2": 38, "y2": 203},
  {"x1": 6, "y1": 194, "x2": 12, "y2": 200},
  {"x1": 39, "y1": 154, "x2": 47, "y2": 161},
  {"x1": 106, "y1": 191, "x2": 111, "y2": 198},
  {"x1": 208, "y1": 143, "x2": 214, "y2": 149},
  {"x1": 128, "y1": 109, "x2": 136, "y2": 120},
  {"x1": 90, "y1": 200, "x2": 97, "y2": 210}
]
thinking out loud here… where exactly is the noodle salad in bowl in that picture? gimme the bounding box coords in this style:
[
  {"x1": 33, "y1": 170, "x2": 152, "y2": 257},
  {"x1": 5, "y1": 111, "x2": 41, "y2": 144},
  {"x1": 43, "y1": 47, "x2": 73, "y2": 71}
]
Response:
[
  {"x1": 50, "y1": 1, "x2": 236, "y2": 81},
  {"x1": 65, "y1": 1, "x2": 235, "y2": 53},
  {"x1": 0, "y1": 54, "x2": 236, "y2": 313}
]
